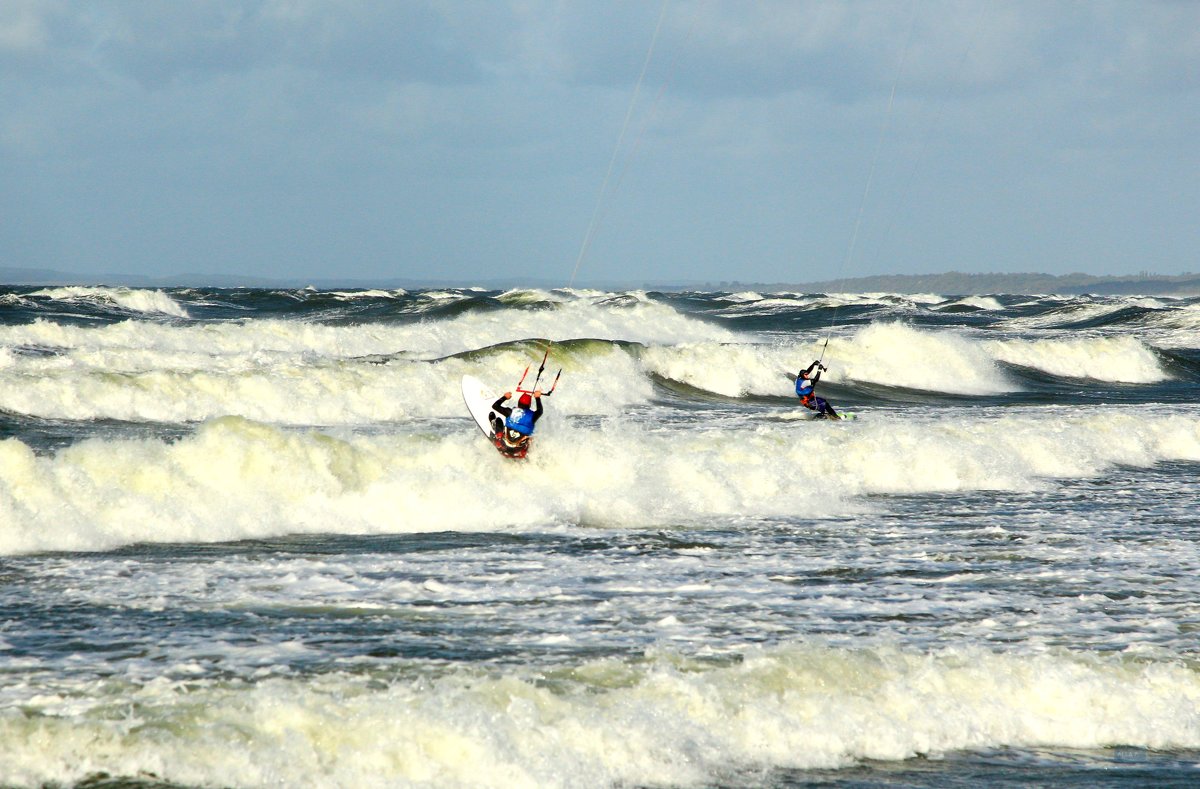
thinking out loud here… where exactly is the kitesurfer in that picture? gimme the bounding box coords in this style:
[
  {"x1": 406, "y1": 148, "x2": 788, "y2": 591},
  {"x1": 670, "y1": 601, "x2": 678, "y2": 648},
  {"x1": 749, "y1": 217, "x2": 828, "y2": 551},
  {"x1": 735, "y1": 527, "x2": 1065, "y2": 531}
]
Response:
[
  {"x1": 491, "y1": 389, "x2": 544, "y2": 448},
  {"x1": 795, "y1": 360, "x2": 840, "y2": 420}
]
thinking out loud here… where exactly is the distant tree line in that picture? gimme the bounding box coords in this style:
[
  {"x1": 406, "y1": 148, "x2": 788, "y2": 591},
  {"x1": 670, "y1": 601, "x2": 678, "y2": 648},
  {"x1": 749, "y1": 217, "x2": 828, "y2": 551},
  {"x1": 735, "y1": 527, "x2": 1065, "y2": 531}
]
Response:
[
  {"x1": 696, "y1": 271, "x2": 1200, "y2": 296},
  {"x1": 5, "y1": 265, "x2": 1199, "y2": 296}
]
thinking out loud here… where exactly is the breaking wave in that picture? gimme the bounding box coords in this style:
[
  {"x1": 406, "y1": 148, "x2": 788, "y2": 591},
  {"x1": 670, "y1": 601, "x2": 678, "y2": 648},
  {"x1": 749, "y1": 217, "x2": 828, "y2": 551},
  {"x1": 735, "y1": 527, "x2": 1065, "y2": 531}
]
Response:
[
  {"x1": 2, "y1": 409, "x2": 1198, "y2": 555},
  {"x1": 3, "y1": 644, "x2": 1197, "y2": 788},
  {"x1": 28, "y1": 286, "x2": 190, "y2": 318},
  {"x1": 0, "y1": 313, "x2": 1176, "y2": 423}
]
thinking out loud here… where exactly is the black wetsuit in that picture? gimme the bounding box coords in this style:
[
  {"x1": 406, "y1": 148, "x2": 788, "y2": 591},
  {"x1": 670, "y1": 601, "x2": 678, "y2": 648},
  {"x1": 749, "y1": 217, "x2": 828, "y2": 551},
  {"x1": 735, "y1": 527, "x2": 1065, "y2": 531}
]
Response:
[{"x1": 491, "y1": 394, "x2": 543, "y2": 439}]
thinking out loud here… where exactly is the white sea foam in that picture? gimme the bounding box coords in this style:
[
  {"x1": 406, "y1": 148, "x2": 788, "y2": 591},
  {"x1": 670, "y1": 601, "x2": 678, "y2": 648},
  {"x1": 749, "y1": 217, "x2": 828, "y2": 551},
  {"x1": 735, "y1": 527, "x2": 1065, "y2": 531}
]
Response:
[
  {"x1": 639, "y1": 342, "x2": 799, "y2": 397},
  {"x1": 904, "y1": 292, "x2": 947, "y2": 305},
  {"x1": 2, "y1": 645, "x2": 1197, "y2": 788},
  {"x1": 328, "y1": 289, "x2": 407, "y2": 299},
  {"x1": 1000, "y1": 299, "x2": 1124, "y2": 330},
  {"x1": 986, "y1": 335, "x2": 1167, "y2": 383},
  {"x1": 0, "y1": 307, "x2": 1178, "y2": 424},
  {"x1": 1141, "y1": 301, "x2": 1200, "y2": 348},
  {"x1": 0, "y1": 293, "x2": 32, "y2": 307},
  {"x1": 640, "y1": 323, "x2": 1015, "y2": 397},
  {"x1": 28, "y1": 286, "x2": 190, "y2": 318},
  {"x1": 715, "y1": 296, "x2": 819, "y2": 316},
  {"x1": 941, "y1": 296, "x2": 1004, "y2": 311},
  {"x1": 2, "y1": 408, "x2": 1197, "y2": 555},
  {"x1": 0, "y1": 296, "x2": 734, "y2": 361},
  {"x1": 795, "y1": 292, "x2": 943, "y2": 311},
  {"x1": 640, "y1": 322, "x2": 1169, "y2": 397},
  {"x1": 817, "y1": 323, "x2": 1014, "y2": 394},
  {"x1": 0, "y1": 338, "x2": 651, "y2": 423},
  {"x1": 497, "y1": 288, "x2": 567, "y2": 304},
  {"x1": 0, "y1": 296, "x2": 740, "y2": 422}
]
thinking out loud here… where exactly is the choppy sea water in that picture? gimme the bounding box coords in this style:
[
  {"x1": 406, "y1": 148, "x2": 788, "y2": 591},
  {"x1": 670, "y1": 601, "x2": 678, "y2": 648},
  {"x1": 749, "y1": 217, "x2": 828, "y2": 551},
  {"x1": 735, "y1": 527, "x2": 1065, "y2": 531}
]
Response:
[{"x1": 1, "y1": 285, "x2": 1199, "y2": 788}]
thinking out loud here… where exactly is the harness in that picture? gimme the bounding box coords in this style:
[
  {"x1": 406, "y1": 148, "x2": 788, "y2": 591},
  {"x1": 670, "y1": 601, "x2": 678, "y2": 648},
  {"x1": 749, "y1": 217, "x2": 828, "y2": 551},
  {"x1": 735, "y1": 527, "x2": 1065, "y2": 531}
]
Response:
[{"x1": 796, "y1": 375, "x2": 814, "y2": 399}]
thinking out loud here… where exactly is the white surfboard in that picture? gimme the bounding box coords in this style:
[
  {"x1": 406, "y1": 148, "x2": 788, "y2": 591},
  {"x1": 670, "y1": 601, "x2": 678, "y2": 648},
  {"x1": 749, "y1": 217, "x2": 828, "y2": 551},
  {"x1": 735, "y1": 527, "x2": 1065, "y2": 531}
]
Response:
[
  {"x1": 461, "y1": 375, "x2": 499, "y2": 439},
  {"x1": 462, "y1": 375, "x2": 534, "y2": 458}
]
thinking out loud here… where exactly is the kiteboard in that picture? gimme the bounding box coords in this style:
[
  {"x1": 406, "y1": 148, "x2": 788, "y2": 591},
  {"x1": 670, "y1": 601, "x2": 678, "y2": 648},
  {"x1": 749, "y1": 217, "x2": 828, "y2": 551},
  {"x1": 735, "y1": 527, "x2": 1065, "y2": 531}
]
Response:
[
  {"x1": 461, "y1": 375, "x2": 531, "y2": 459},
  {"x1": 775, "y1": 409, "x2": 856, "y2": 422},
  {"x1": 817, "y1": 411, "x2": 855, "y2": 421}
]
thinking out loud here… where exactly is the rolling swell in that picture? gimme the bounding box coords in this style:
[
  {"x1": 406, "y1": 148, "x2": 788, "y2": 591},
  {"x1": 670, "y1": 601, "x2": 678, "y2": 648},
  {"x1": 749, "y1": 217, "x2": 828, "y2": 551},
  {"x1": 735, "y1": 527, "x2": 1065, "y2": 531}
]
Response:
[
  {"x1": 1, "y1": 286, "x2": 1191, "y2": 425},
  {"x1": 1050, "y1": 304, "x2": 1160, "y2": 331},
  {"x1": 437, "y1": 336, "x2": 635, "y2": 365},
  {"x1": 1157, "y1": 347, "x2": 1200, "y2": 387},
  {"x1": 2, "y1": 406, "x2": 1198, "y2": 555}
]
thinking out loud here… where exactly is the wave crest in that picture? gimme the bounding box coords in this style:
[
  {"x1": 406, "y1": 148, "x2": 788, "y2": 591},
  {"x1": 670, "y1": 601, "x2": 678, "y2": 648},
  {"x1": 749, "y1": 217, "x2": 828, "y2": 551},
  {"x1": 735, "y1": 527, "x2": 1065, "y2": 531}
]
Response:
[
  {"x1": 29, "y1": 286, "x2": 190, "y2": 318},
  {"x1": 3, "y1": 409, "x2": 1198, "y2": 555}
]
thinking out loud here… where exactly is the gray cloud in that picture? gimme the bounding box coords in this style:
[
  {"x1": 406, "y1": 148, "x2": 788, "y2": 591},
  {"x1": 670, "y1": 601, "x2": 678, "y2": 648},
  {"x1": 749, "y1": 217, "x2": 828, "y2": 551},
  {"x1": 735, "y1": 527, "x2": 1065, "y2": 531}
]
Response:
[{"x1": 1, "y1": 0, "x2": 1197, "y2": 284}]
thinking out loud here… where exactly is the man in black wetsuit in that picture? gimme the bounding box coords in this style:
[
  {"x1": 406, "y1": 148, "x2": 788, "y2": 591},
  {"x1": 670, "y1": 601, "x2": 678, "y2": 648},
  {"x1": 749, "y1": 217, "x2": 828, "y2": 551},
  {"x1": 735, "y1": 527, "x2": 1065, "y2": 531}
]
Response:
[
  {"x1": 490, "y1": 389, "x2": 544, "y2": 447},
  {"x1": 795, "y1": 360, "x2": 839, "y2": 419}
]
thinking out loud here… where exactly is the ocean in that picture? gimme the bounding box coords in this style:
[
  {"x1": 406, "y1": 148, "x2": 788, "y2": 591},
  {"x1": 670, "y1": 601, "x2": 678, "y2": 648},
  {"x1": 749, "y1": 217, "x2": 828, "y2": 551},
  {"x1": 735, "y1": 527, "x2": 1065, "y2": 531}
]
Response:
[{"x1": 1, "y1": 285, "x2": 1198, "y2": 788}]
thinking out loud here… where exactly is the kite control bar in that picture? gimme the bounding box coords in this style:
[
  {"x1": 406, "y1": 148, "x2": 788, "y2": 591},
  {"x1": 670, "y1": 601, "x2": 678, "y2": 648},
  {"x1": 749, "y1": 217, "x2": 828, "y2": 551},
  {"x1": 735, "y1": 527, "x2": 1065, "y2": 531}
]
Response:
[{"x1": 515, "y1": 346, "x2": 562, "y2": 395}]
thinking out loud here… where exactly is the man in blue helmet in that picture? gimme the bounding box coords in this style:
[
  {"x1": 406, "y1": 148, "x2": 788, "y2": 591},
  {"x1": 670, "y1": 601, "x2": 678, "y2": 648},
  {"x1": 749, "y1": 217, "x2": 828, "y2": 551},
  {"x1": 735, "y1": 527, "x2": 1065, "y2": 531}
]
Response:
[
  {"x1": 490, "y1": 388, "x2": 544, "y2": 451},
  {"x1": 795, "y1": 360, "x2": 840, "y2": 420}
]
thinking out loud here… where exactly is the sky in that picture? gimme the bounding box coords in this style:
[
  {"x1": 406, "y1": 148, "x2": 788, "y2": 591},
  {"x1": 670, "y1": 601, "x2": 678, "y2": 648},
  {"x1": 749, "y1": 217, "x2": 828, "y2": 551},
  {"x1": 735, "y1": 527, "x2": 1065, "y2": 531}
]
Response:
[{"x1": 1, "y1": 0, "x2": 1197, "y2": 287}]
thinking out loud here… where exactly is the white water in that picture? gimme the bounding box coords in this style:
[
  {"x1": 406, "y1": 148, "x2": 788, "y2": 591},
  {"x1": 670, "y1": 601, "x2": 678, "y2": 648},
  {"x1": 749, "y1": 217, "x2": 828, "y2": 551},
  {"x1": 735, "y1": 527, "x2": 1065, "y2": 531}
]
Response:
[
  {"x1": 3, "y1": 408, "x2": 1198, "y2": 555},
  {"x1": 0, "y1": 297, "x2": 733, "y2": 359},
  {"x1": 3, "y1": 288, "x2": 1199, "y2": 788},
  {"x1": 3, "y1": 645, "x2": 1197, "y2": 789},
  {"x1": 29, "y1": 286, "x2": 191, "y2": 318},
  {"x1": 986, "y1": 334, "x2": 1167, "y2": 383},
  {"x1": 941, "y1": 296, "x2": 1004, "y2": 311},
  {"x1": 0, "y1": 311, "x2": 1174, "y2": 423}
]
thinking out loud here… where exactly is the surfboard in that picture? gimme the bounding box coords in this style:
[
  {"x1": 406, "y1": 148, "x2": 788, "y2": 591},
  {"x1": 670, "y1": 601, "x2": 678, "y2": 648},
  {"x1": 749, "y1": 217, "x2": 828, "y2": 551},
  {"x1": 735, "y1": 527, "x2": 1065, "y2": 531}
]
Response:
[
  {"x1": 462, "y1": 375, "x2": 498, "y2": 437},
  {"x1": 461, "y1": 375, "x2": 530, "y2": 458}
]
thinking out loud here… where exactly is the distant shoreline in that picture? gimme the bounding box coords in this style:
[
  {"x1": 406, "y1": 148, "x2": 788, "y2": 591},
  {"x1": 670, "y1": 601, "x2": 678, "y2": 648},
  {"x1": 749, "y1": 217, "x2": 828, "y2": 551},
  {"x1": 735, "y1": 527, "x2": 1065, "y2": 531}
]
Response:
[
  {"x1": 692, "y1": 271, "x2": 1200, "y2": 297},
  {"x1": 3, "y1": 267, "x2": 1199, "y2": 296}
]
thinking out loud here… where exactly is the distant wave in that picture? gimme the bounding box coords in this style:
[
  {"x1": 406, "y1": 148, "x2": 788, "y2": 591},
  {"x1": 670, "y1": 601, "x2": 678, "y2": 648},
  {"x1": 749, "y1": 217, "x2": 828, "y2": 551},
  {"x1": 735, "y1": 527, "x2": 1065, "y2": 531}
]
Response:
[
  {"x1": 641, "y1": 323, "x2": 1016, "y2": 398},
  {"x1": 0, "y1": 287, "x2": 1194, "y2": 425},
  {"x1": 937, "y1": 295, "x2": 1004, "y2": 311},
  {"x1": 326, "y1": 288, "x2": 408, "y2": 300},
  {"x1": 986, "y1": 335, "x2": 1167, "y2": 383},
  {"x1": 28, "y1": 286, "x2": 190, "y2": 318},
  {"x1": 0, "y1": 294, "x2": 733, "y2": 356},
  {"x1": 0, "y1": 314, "x2": 1179, "y2": 423}
]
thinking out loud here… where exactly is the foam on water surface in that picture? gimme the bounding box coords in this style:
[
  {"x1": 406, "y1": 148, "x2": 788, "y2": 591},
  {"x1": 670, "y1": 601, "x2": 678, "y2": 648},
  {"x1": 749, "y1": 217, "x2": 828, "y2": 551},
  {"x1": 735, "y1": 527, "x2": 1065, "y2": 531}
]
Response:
[
  {"x1": 2, "y1": 407, "x2": 1198, "y2": 555},
  {"x1": 2, "y1": 646, "x2": 1197, "y2": 789}
]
